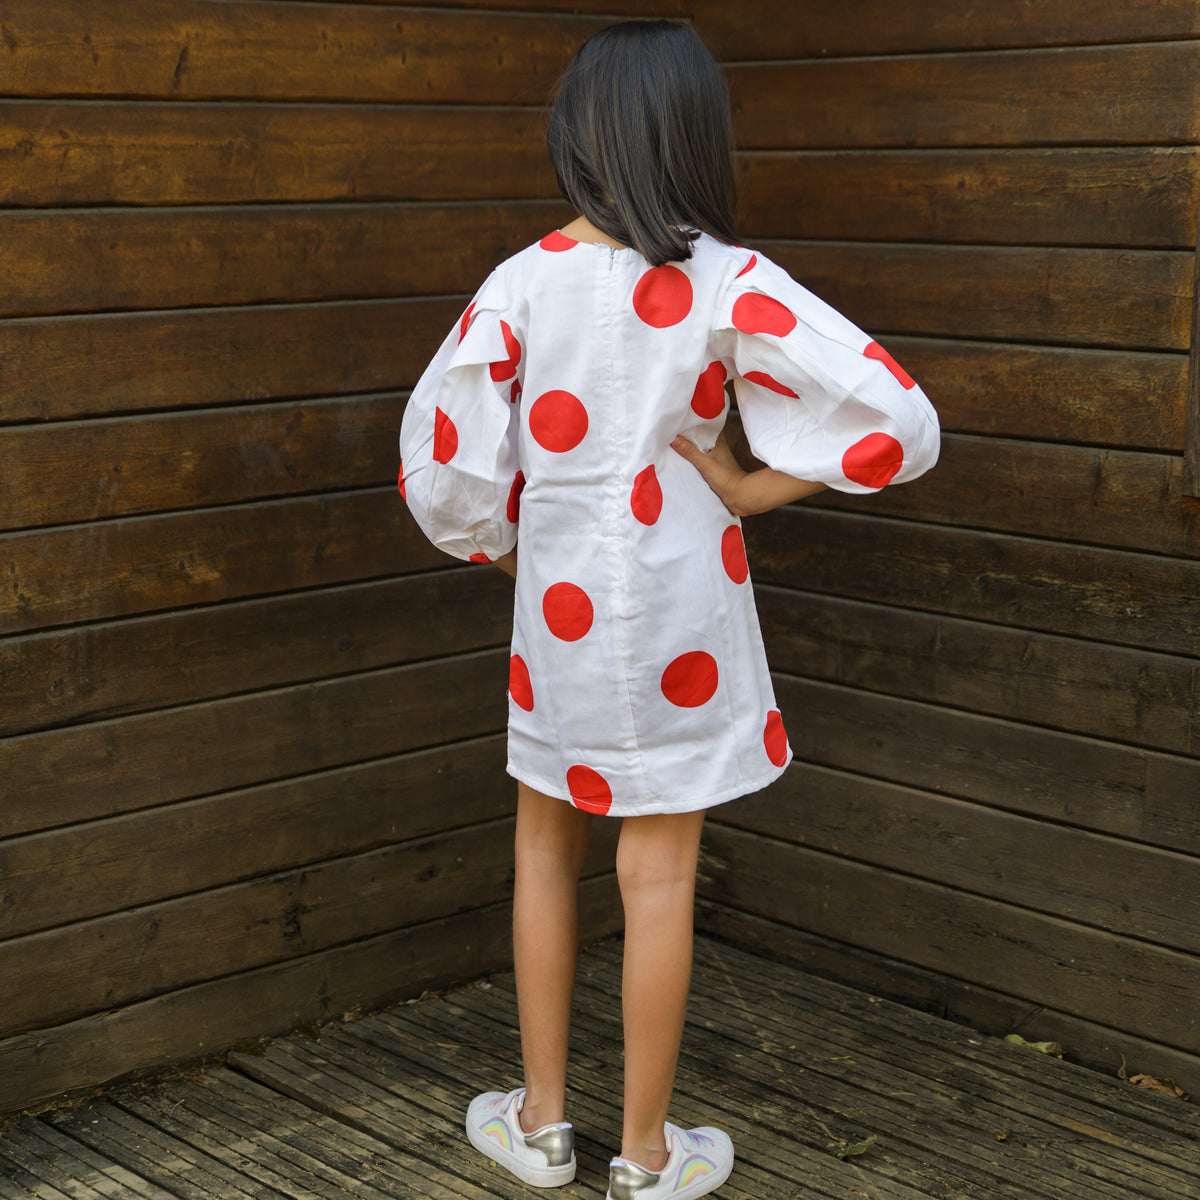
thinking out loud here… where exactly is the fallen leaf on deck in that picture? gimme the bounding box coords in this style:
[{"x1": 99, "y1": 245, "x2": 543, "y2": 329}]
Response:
[
  {"x1": 827, "y1": 1135, "x2": 876, "y2": 1160},
  {"x1": 1118, "y1": 1054, "x2": 1189, "y2": 1100},
  {"x1": 1004, "y1": 1034, "x2": 1063, "y2": 1058}
]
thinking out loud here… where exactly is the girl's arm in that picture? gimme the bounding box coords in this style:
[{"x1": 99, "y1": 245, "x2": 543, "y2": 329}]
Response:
[{"x1": 672, "y1": 431, "x2": 827, "y2": 516}]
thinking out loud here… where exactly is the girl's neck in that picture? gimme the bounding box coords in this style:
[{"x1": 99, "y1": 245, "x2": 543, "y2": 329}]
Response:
[{"x1": 560, "y1": 215, "x2": 628, "y2": 250}]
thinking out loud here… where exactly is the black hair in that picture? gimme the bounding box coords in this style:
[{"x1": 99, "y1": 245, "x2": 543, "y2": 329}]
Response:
[{"x1": 547, "y1": 20, "x2": 738, "y2": 267}]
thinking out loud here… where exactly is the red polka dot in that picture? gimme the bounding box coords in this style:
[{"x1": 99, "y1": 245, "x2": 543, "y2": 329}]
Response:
[
  {"x1": 842, "y1": 432, "x2": 904, "y2": 489},
  {"x1": 529, "y1": 390, "x2": 588, "y2": 453},
  {"x1": 733, "y1": 292, "x2": 796, "y2": 337},
  {"x1": 661, "y1": 651, "x2": 719, "y2": 708},
  {"x1": 510, "y1": 379, "x2": 522, "y2": 405},
  {"x1": 507, "y1": 471, "x2": 526, "y2": 524},
  {"x1": 633, "y1": 266, "x2": 693, "y2": 327},
  {"x1": 864, "y1": 341, "x2": 916, "y2": 389},
  {"x1": 735, "y1": 254, "x2": 758, "y2": 278},
  {"x1": 509, "y1": 654, "x2": 534, "y2": 711},
  {"x1": 690, "y1": 362, "x2": 727, "y2": 419},
  {"x1": 567, "y1": 765, "x2": 612, "y2": 815},
  {"x1": 490, "y1": 320, "x2": 521, "y2": 382},
  {"x1": 721, "y1": 524, "x2": 748, "y2": 584},
  {"x1": 743, "y1": 370, "x2": 798, "y2": 399},
  {"x1": 630, "y1": 464, "x2": 663, "y2": 525},
  {"x1": 540, "y1": 230, "x2": 579, "y2": 252},
  {"x1": 469, "y1": 553, "x2": 490, "y2": 563},
  {"x1": 764, "y1": 710, "x2": 788, "y2": 767},
  {"x1": 458, "y1": 302, "x2": 476, "y2": 343},
  {"x1": 397, "y1": 462, "x2": 406, "y2": 500},
  {"x1": 543, "y1": 582, "x2": 593, "y2": 641},
  {"x1": 433, "y1": 407, "x2": 458, "y2": 463}
]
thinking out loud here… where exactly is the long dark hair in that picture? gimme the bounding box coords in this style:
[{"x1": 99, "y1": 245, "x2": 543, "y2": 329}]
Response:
[{"x1": 547, "y1": 21, "x2": 737, "y2": 267}]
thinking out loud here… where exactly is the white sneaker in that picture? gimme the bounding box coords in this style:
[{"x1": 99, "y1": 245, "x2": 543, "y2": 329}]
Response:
[
  {"x1": 465, "y1": 1087, "x2": 576, "y2": 1187},
  {"x1": 607, "y1": 1122, "x2": 734, "y2": 1199}
]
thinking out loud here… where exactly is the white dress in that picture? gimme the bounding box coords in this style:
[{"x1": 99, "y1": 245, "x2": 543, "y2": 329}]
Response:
[{"x1": 399, "y1": 231, "x2": 940, "y2": 817}]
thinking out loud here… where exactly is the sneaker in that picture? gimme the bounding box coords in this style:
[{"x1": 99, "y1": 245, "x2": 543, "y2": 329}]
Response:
[
  {"x1": 465, "y1": 1087, "x2": 576, "y2": 1187},
  {"x1": 606, "y1": 1122, "x2": 733, "y2": 1199}
]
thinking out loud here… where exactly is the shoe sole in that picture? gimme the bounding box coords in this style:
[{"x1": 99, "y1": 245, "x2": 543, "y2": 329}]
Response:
[{"x1": 465, "y1": 1120, "x2": 577, "y2": 1188}]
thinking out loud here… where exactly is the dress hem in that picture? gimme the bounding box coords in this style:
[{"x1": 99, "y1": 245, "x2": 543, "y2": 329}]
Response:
[{"x1": 504, "y1": 753, "x2": 792, "y2": 818}]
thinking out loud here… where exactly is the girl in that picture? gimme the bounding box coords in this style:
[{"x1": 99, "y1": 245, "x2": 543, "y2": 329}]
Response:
[{"x1": 399, "y1": 20, "x2": 938, "y2": 1200}]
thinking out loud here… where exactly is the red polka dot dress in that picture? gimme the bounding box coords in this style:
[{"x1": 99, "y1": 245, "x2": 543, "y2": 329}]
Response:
[{"x1": 399, "y1": 233, "x2": 939, "y2": 816}]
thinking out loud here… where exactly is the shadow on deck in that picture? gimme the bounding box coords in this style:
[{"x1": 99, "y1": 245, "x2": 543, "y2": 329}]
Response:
[{"x1": 2, "y1": 936, "x2": 1197, "y2": 1199}]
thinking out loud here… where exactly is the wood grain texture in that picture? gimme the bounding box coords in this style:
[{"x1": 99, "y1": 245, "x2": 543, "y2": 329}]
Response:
[
  {"x1": 713, "y1": 763, "x2": 1200, "y2": 953},
  {"x1": 728, "y1": 43, "x2": 1200, "y2": 150},
  {"x1": 765, "y1": 240, "x2": 1193, "y2": 351},
  {"x1": 0, "y1": 298, "x2": 461, "y2": 424},
  {"x1": 695, "y1": 904, "x2": 1200, "y2": 1110},
  {"x1": 0, "y1": 819, "x2": 621, "y2": 1037},
  {"x1": 810, "y1": 434, "x2": 1200, "y2": 559},
  {"x1": 0, "y1": 570, "x2": 512, "y2": 742},
  {"x1": 738, "y1": 148, "x2": 1199, "y2": 249},
  {"x1": 0, "y1": 202, "x2": 568, "y2": 319},
  {"x1": 0, "y1": 876, "x2": 623, "y2": 1115},
  {"x1": 0, "y1": 102, "x2": 558, "y2": 207},
  {"x1": 1185, "y1": 216, "x2": 1200, "y2": 495},
  {"x1": 771, "y1": 674, "x2": 1200, "y2": 857},
  {"x1": 694, "y1": 0, "x2": 1200, "y2": 60},
  {"x1": 0, "y1": 737, "x2": 509, "y2": 936},
  {"x1": 890, "y1": 338, "x2": 1187, "y2": 452},
  {"x1": 0, "y1": 394, "x2": 407, "y2": 530},
  {"x1": 0, "y1": 489, "x2": 445, "y2": 635},
  {"x1": 0, "y1": 2, "x2": 601, "y2": 104},
  {"x1": 700, "y1": 823, "x2": 1198, "y2": 1051},
  {"x1": 1, "y1": 648, "x2": 508, "y2": 835},
  {"x1": 749, "y1": 505, "x2": 1200, "y2": 656},
  {"x1": 757, "y1": 585, "x2": 1200, "y2": 762}
]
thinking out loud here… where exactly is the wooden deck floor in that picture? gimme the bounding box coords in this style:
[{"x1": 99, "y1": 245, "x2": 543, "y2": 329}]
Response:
[{"x1": 1, "y1": 936, "x2": 1197, "y2": 1199}]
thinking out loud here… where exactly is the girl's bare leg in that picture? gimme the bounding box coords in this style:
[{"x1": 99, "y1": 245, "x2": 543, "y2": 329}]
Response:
[
  {"x1": 513, "y1": 781, "x2": 593, "y2": 1133},
  {"x1": 616, "y1": 809, "x2": 707, "y2": 1170}
]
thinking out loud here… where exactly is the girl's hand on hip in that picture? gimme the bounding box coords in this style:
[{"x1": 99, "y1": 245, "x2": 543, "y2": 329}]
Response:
[{"x1": 672, "y1": 430, "x2": 827, "y2": 517}]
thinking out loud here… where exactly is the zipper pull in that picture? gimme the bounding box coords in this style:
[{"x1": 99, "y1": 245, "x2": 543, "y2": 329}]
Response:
[{"x1": 608, "y1": 245, "x2": 615, "y2": 270}]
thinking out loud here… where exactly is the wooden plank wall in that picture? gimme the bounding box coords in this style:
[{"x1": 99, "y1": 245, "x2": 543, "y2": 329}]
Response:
[
  {"x1": 690, "y1": 1, "x2": 1200, "y2": 1094},
  {"x1": 0, "y1": 0, "x2": 695, "y2": 1115}
]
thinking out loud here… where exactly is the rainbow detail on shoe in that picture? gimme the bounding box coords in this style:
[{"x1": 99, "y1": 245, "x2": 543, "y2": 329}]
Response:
[
  {"x1": 481, "y1": 1117, "x2": 513, "y2": 1150},
  {"x1": 676, "y1": 1154, "x2": 715, "y2": 1187}
]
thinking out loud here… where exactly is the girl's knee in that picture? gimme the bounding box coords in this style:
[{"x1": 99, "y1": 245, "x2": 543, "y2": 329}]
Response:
[{"x1": 615, "y1": 811, "x2": 705, "y2": 894}]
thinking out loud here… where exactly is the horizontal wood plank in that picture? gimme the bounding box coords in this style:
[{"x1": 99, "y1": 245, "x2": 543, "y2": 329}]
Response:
[
  {"x1": 765, "y1": 240, "x2": 1193, "y2": 351},
  {"x1": 0, "y1": 2, "x2": 601, "y2": 104},
  {"x1": 757, "y1": 586, "x2": 1200, "y2": 762},
  {"x1": 0, "y1": 202, "x2": 568, "y2": 319},
  {"x1": 0, "y1": 876, "x2": 622, "y2": 1115},
  {"x1": 0, "y1": 298, "x2": 461, "y2": 424},
  {"x1": 0, "y1": 570, "x2": 512, "y2": 743},
  {"x1": 771, "y1": 674, "x2": 1200, "y2": 856},
  {"x1": 728, "y1": 43, "x2": 1200, "y2": 149},
  {"x1": 0, "y1": 819, "x2": 620, "y2": 1037},
  {"x1": 0, "y1": 394, "x2": 406, "y2": 531},
  {"x1": 739, "y1": 148, "x2": 1199, "y2": 249},
  {"x1": 890, "y1": 339, "x2": 1187, "y2": 452},
  {"x1": 695, "y1": 903, "x2": 1200, "y2": 1120},
  {"x1": 811, "y1": 434, "x2": 1200, "y2": 560},
  {"x1": 695, "y1": 0, "x2": 1200, "y2": 60},
  {"x1": 0, "y1": 648, "x2": 508, "y2": 835},
  {"x1": 713, "y1": 762, "x2": 1200, "y2": 953},
  {"x1": 0, "y1": 102, "x2": 557, "y2": 207},
  {"x1": 748, "y1": 506, "x2": 1200, "y2": 655},
  {"x1": 700, "y1": 823, "x2": 1198, "y2": 1051},
  {"x1": 0, "y1": 737, "x2": 509, "y2": 935},
  {"x1": 0, "y1": 488, "x2": 442, "y2": 635}
]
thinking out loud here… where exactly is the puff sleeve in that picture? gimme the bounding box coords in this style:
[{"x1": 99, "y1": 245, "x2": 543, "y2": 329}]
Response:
[
  {"x1": 399, "y1": 272, "x2": 524, "y2": 562},
  {"x1": 714, "y1": 254, "x2": 940, "y2": 493}
]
